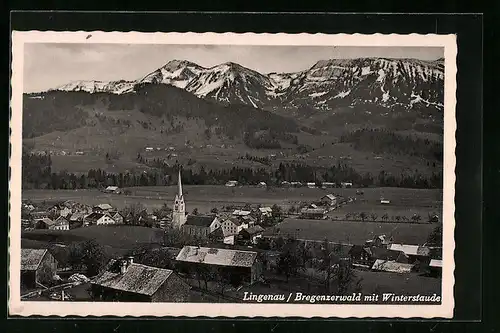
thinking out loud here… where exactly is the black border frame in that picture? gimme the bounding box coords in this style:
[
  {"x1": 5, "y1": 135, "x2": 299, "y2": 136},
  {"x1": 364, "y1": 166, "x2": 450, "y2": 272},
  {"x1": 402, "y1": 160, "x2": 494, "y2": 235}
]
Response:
[{"x1": 6, "y1": 11, "x2": 486, "y2": 331}]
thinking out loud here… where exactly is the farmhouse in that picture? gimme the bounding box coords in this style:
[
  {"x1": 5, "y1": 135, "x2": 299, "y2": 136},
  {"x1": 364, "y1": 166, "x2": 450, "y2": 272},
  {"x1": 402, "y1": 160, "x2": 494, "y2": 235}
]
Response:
[
  {"x1": 91, "y1": 258, "x2": 190, "y2": 302},
  {"x1": 299, "y1": 208, "x2": 327, "y2": 220},
  {"x1": 51, "y1": 216, "x2": 70, "y2": 231},
  {"x1": 428, "y1": 259, "x2": 442, "y2": 277},
  {"x1": 21, "y1": 249, "x2": 58, "y2": 289},
  {"x1": 110, "y1": 212, "x2": 124, "y2": 224},
  {"x1": 257, "y1": 182, "x2": 267, "y2": 187},
  {"x1": 320, "y1": 194, "x2": 338, "y2": 207},
  {"x1": 104, "y1": 186, "x2": 121, "y2": 194},
  {"x1": 176, "y1": 246, "x2": 262, "y2": 284},
  {"x1": 69, "y1": 212, "x2": 86, "y2": 223},
  {"x1": 221, "y1": 217, "x2": 245, "y2": 237},
  {"x1": 365, "y1": 234, "x2": 392, "y2": 248},
  {"x1": 371, "y1": 260, "x2": 414, "y2": 274},
  {"x1": 93, "y1": 203, "x2": 114, "y2": 213},
  {"x1": 258, "y1": 206, "x2": 273, "y2": 218},
  {"x1": 49, "y1": 204, "x2": 72, "y2": 218},
  {"x1": 84, "y1": 213, "x2": 116, "y2": 226},
  {"x1": 34, "y1": 217, "x2": 55, "y2": 229},
  {"x1": 321, "y1": 182, "x2": 336, "y2": 188},
  {"x1": 233, "y1": 209, "x2": 252, "y2": 217},
  {"x1": 388, "y1": 244, "x2": 431, "y2": 264},
  {"x1": 225, "y1": 180, "x2": 238, "y2": 187},
  {"x1": 380, "y1": 199, "x2": 391, "y2": 205},
  {"x1": 181, "y1": 215, "x2": 220, "y2": 238},
  {"x1": 307, "y1": 182, "x2": 317, "y2": 188},
  {"x1": 349, "y1": 245, "x2": 408, "y2": 267},
  {"x1": 236, "y1": 225, "x2": 265, "y2": 245},
  {"x1": 341, "y1": 182, "x2": 353, "y2": 188},
  {"x1": 290, "y1": 181, "x2": 303, "y2": 187}
]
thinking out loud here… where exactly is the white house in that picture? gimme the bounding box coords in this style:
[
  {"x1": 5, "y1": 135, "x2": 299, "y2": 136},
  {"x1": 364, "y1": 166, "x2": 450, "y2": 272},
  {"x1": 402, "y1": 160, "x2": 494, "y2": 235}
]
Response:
[
  {"x1": 221, "y1": 217, "x2": 245, "y2": 237},
  {"x1": 320, "y1": 194, "x2": 338, "y2": 206},
  {"x1": 232, "y1": 209, "x2": 251, "y2": 217},
  {"x1": 258, "y1": 206, "x2": 273, "y2": 217},
  {"x1": 104, "y1": 186, "x2": 121, "y2": 194},
  {"x1": 84, "y1": 213, "x2": 116, "y2": 226},
  {"x1": 380, "y1": 199, "x2": 391, "y2": 205},
  {"x1": 225, "y1": 180, "x2": 238, "y2": 187},
  {"x1": 51, "y1": 216, "x2": 70, "y2": 231}
]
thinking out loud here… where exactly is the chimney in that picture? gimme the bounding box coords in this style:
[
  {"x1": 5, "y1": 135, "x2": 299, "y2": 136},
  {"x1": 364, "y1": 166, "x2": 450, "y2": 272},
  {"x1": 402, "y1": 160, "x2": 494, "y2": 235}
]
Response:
[{"x1": 120, "y1": 260, "x2": 128, "y2": 274}]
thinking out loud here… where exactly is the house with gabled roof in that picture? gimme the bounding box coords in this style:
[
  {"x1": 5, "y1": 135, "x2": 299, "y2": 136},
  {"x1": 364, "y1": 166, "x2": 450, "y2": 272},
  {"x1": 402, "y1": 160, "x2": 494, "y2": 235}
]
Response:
[
  {"x1": 90, "y1": 258, "x2": 190, "y2": 302},
  {"x1": 84, "y1": 212, "x2": 116, "y2": 226},
  {"x1": 372, "y1": 260, "x2": 414, "y2": 273},
  {"x1": 221, "y1": 217, "x2": 246, "y2": 237},
  {"x1": 320, "y1": 194, "x2": 338, "y2": 206},
  {"x1": 51, "y1": 216, "x2": 70, "y2": 231},
  {"x1": 21, "y1": 248, "x2": 58, "y2": 289},
  {"x1": 34, "y1": 217, "x2": 55, "y2": 229},
  {"x1": 93, "y1": 203, "x2": 114, "y2": 213},
  {"x1": 175, "y1": 246, "x2": 262, "y2": 284},
  {"x1": 388, "y1": 244, "x2": 431, "y2": 264},
  {"x1": 237, "y1": 225, "x2": 265, "y2": 245}
]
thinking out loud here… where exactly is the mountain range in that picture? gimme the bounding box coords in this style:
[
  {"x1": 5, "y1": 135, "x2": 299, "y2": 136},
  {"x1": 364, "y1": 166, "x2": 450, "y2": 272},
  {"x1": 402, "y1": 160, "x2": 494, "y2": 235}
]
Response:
[
  {"x1": 23, "y1": 56, "x2": 445, "y2": 176},
  {"x1": 52, "y1": 57, "x2": 445, "y2": 115}
]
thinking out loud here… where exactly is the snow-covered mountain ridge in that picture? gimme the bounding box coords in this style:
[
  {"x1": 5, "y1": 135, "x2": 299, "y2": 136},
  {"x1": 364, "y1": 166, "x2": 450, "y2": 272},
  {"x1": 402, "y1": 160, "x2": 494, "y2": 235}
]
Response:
[{"x1": 51, "y1": 57, "x2": 444, "y2": 113}]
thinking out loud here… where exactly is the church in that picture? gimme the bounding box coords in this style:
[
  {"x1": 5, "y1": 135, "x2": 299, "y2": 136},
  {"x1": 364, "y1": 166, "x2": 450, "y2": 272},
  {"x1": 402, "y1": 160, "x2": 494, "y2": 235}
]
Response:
[
  {"x1": 171, "y1": 169, "x2": 187, "y2": 228},
  {"x1": 171, "y1": 170, "x2": 221, "y2": 239}
]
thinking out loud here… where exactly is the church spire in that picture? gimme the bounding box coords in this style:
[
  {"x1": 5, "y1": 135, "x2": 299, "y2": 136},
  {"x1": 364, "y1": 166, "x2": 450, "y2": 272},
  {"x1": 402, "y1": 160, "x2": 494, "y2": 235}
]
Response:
[{"x1": 178, "y1": 169, "x2": 183, "y2": 197}]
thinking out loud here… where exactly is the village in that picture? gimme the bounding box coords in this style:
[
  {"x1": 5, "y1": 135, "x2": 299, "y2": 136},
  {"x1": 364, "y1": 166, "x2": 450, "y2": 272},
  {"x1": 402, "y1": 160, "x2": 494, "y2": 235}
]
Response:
[{"x1": 20, "y1": 171, "x2": 443, "y2": 303}]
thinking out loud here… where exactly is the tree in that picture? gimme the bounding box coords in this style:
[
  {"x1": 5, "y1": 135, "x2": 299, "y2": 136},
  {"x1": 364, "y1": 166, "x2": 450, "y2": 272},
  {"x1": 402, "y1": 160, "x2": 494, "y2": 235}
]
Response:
[
  {"x1": 210, "y1": 207, "x2": 218, "y2": 214},
  {"x1": 70, "y1": 239, "x2": 106, "y2": 277},
  {"x1": 121, "y1": 203, "x2": 147, "y2": 225},
  {"x1": 411, "y1": 214, "x2": 422, "y2": 223},
  {"x1": 277, "y1": 237, "x2": 304, "y2": 283},
  {"x1": 359, "y1": 212, "x2": 368, "y2": 222},
  {"x1": 381, "y1": 213, "x2": 389, "y2": 222},
  {"x1": 345, "y1": 213, "x2": 352, "y2": 221},
  {"x1": 316, "y1": 239, "x2": 337, "y2": 293},
  {"x1": 271, "y1": 204, "x2": 283, "y2": 221},
  {"x1": 192, "y1": 208, "x2": 199, "y2": 215},
  {"x1": 395, "y1": 215, "x2": 401, "y2": 222},
  {"x1": 427, "y1": 225, "x2": 443, "y2": 247}
]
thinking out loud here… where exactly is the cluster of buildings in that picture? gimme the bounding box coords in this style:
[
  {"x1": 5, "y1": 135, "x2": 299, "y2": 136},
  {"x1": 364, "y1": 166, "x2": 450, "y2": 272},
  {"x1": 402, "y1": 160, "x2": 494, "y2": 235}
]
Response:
[
  {"x1": 298, "y1": 193, "x2": 352, "y2": 220},
  {"x1": 348, "y1": 234, "x2": 442, "y2": 276},
  {"x1": 20, "y1": 170, "x2": 442, "y2": 303},
  {"x1": 21, "y1": 244, "x2": 263, "y2": 303},
  {"x1": 172, "y1": 172, "x2": 267, "y2": 246},
  {"x1": 22, "y1": 201, "x2": 125, "y2": 231}
]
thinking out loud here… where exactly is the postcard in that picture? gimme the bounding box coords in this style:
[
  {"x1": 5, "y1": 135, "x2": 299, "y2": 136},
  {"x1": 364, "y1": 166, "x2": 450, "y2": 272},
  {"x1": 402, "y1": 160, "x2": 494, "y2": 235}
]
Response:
[{"x1": 9, "y1": 31, "x2": 456, "y2": 318}]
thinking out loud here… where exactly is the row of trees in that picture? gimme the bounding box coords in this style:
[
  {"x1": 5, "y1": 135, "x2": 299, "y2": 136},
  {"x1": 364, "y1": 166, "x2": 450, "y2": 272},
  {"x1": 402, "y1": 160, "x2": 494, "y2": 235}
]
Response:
[
  {"x1": 22, "y1": 153, "x2": 443, "y2": 190},
  {"x1": 341, "y1": 212, "x2": 439, "y2": 223}
]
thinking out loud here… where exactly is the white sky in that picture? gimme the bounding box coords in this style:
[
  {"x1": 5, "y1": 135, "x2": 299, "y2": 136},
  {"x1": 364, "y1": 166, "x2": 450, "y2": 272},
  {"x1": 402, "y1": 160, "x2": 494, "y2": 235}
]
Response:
[{"x1": 23, "y1": 44, "x2": 444, "y2": 93}]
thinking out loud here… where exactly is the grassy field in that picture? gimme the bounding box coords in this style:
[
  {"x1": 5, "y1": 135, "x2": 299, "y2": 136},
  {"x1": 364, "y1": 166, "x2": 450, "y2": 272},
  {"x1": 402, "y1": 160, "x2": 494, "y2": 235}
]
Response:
[
  {"x1": 23, "y1": 186, "x2": 442, "y2": 216},
  {"x1": 354, "y1": 269, "x2": 441, "y2": 296},
  {"x1": 22, "y1": 225, "x2": 164, "y2": 257},
  {"x1": 264, "y1": 218, "x2": 437, "y2": 245}
]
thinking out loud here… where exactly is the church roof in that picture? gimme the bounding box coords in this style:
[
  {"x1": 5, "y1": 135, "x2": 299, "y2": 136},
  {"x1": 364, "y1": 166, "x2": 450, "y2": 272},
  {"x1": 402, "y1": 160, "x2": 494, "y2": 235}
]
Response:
[{"x1": 185, "y1": 215, "x2": 216, "y2": 227}]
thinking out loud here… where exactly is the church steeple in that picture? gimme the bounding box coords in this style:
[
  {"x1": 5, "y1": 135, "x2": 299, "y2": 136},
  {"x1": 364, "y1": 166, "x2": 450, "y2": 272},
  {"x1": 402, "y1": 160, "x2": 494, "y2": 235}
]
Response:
[
  {"x1": 177, "y1": 169, "x2": 183, "y2": 198},
  {"x1": 171, "y1": 168, "x2": 187, "y2": 228}
]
